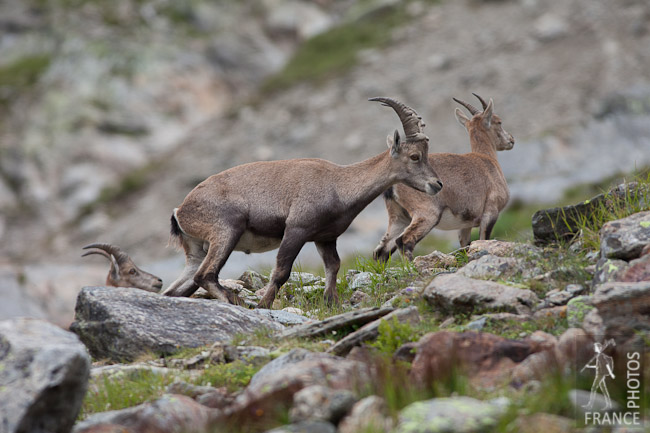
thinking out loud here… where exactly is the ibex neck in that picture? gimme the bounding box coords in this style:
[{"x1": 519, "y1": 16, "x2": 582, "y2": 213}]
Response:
[
  {"x1": 468, "y1": 127, "x2": 498, "y2": 160},
  {"x1": 339, "y1": 151, "x2": 395, "y2": 211}
]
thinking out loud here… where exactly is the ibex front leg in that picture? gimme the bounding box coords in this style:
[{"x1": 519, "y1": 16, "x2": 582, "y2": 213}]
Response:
[
  {"x1": 396, "y1": 212, "x2": 441, "y2": 261},
  {"x1": 316, "y1": 241, "x2": 340, "y2": 306},
  {"x1": 258, "y1": 229, "x2": 307, "y2": 309}
]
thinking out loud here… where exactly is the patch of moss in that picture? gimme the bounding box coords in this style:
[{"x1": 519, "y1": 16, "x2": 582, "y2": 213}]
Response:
[
  {"x1": 0, "y1": 54, "x2": 51, "y2": 107},
  {"x1": 262, "y1": 1, "x2": 438, "y2": 93}
]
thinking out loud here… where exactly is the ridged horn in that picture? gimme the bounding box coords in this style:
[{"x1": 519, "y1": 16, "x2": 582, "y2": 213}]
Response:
[
  {"x1": 452, "y1": 97, "x2": 480, "y2": 116},
  {"x1": 82, "y1": 243, "x2": 130, "y2": 264},
  {"x1": 369, "y1": 97, "x2": 426, "y2": 140}
]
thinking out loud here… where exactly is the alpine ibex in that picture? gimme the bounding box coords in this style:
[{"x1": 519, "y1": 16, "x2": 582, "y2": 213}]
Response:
[
  {"x1": 82, "y1": 243, "x2": 163, "y2": 292},
  {"x1": 373, "y1": 94, "x2": 514, "y2": 262},
  {"x1": 162, "y1": 97, "x2": 442, "y2": 308}
]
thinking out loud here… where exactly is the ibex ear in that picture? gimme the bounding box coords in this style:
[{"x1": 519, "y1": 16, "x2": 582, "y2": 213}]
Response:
[
  {"x1": 455, "y1": 108, "x2": 470, "y2": 130},
  {"x1": 109, "y1": 254, "x2": 120, "y2": 282},
  {"x1": 482, "y1": 98, "x2": 494, "y2": 128},
  {"x1": 387, "y1": 130, "x2": 401, "y2": 158}
]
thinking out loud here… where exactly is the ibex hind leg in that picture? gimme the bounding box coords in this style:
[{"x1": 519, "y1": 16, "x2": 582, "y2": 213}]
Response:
[
  {"x1": 479, "y1": 211, "x2": 498, "y2": 241},
  {"x1": 458, "y1": 227, "x2": 472, "y2": 248},
  {"x1": 162, "y1": 235, "x2": 206, "y2": 296},
  {"x1": 193, "y1": 227, "x2": 245, "y2": 305}
]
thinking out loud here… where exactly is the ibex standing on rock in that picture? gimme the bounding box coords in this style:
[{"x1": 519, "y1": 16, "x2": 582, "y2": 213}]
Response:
[
  {"x1": 82, "y1": 243, "x2": 163, "y2": 292},
  {"x1": 373, "y1": 94, "x2": 514, "y2": 262},
  {"x1": 163, "y1": 98, "x2": 442, "y2": 308}
]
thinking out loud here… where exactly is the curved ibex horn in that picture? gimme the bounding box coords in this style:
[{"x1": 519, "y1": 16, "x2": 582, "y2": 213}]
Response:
[
  {"x1": 472, "y1": 93, "x2": 488, "y2": 110},
  {"x1": 452, "y1": 97, "x2": 480, "y2": 116},
  {"x1": 369, "y1": 97, "x2": 426, "y2": 140},
  {"x1": 82, "y1": 243, "x2": 130, "y2": 264}
]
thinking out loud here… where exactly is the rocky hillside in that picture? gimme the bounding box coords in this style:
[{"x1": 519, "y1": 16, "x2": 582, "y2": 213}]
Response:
[{"x1": 1, "y1": 185, "x2": 648, "y2": 432}]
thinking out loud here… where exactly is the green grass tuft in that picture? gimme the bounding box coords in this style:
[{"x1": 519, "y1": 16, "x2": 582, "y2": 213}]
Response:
[
  {"x1": 0, "y1": 54, "x2": 51, "y2": 107},
  {"x1": 79, "y1": 369, "x2": 179, "y2": 420}
]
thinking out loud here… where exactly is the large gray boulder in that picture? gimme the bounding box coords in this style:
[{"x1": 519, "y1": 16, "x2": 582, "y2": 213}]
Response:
[
  {"x1": 0, "y1": 317, "x2": 90, "y2": 433},
  {"x1": 600, "y1": 210, "x2": 650, "y2": 260},
  {"x1": 591, "y1": 281, "x2": 650, "y2": 350},
  {"x1": 70, "y1": 286, "x2": 283, "y2": 362},
  {"x1": 395, "y1": 396, "x2": 510, "y2": 433},
  {"x1": 423, "y1": 274, "x2": 538, "y2": 315}
]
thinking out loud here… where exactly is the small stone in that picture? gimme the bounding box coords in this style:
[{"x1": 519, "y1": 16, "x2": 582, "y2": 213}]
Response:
[
  {"x1": 349, "y1": 290, "x2": 370, "y2": 306},
  {"x1": 413, "y1": 251, "x2": 457, "y2": 275},
  {"x1": 439, "y1": 317, "x2": 456, "y2": 328},
  {"x1": 566, "y1": 296, "x2": 595, "y2": 328},
  {"x1": 348, "y1": 272, "x2": 375, "y2": 291},
  {"x1": 238, "y1": 270, "x2": 269, "y2": 291},
  {"x1": 339, "y1": 396, "x2": 394, "y2": 433},
  {"x1": 466, "y1": 316, "x2": 487, "y2": 331},
  {"x1": 566, "y1": 284, "x2": 587, "y2": 295},
  {"x1": 289, "y1": 272, "x2": 323, "y2": 287},
  {"x1": 289, "y1": 385, "x2": 357, "y2": 424}
]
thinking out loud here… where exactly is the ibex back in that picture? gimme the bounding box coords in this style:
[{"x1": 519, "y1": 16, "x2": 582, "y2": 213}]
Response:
[
  {"x1": 163, "y1": 98, "x2": 442, "y2": 308},
  {"x1": 374, "y1": 94, "x2": 514, "y2": 261}
]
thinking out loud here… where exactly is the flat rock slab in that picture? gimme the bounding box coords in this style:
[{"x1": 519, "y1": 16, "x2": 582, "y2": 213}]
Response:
[
  {"x1": 456, "y1": 254, "x2": 521, "y2": 280},
  {"x1": 328, "y1": 307, "x2": 420, "y2": 356},
  {"x1": 70, "y1": 286, "x2": 283, "y2": 362},
  {"x1": 600, "y1": 210, "x2": 650, "y2": 260},
  {"x1": 423, "y1": 274, "x2": 538, "y2": 315},
  {"x1": 395, "y1": 396, "x2": 509, "y2": 433},
  {"x1": 279, "y1": 307, "x2": 394, "y2": 339},
  {"x1": 73, "y1": 394, "x2": 216, "y2": 433},
  {"x1": 254, "y1": 308, "x2": 310, "y2": 325},
  {"x1": 0, "y1": 317, "x2": 90, "y2": 433}
]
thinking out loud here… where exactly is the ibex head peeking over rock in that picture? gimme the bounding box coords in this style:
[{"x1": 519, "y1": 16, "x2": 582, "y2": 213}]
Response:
[{"x1": 82, "y1": 243, "x2": 162, "y2": 292}]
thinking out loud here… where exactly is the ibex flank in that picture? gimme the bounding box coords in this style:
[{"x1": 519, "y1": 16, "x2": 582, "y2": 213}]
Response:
[
  {"x1": 162, "y1": 98, "x2": 442, "y2": 308},
  {"x1": 374, "y1": 93, "x2": 514, "y2": 262}
]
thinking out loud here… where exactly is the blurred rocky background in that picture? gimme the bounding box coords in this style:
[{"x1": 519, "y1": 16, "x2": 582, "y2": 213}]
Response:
[{"x1": 1, "y1": 0, "x2": 649, "y2": 326}]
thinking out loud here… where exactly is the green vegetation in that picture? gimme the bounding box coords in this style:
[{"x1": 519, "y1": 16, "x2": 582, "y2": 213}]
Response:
[
  {"x1": 195, "y1": 360, "x2": 261, "y2": 391},
  {"x1": 561, "y1": 173, "x2": 649, "y2": 251},
  {"x1": 262, "y1": 1, "x2": 438, "y2": 93},
  {"x1": 370, "y1": 316, "x2": 416, "y2": 355},
  {"x1": 0, "y1": 54, "x2": 51, "y2": 107},
  {"x1": 79, "y1": 369, "x2": 180, "y2": 419}
]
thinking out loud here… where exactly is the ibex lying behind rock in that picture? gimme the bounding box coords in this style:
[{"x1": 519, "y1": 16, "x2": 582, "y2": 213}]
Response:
[
  {"x1": 82, "y1": 243, "x2": 163, "y2": 292},
  {"x1": 374, "y1": 94, "x2": 514, "y2": 261},
  {"x1": 162, "y1": 97, "x2": 442, "y2": 308}
]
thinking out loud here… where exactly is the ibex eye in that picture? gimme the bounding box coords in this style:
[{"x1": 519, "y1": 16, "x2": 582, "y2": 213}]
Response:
[
  {"x1": 129, "y1": 269, "x2": 137, "y2": 275},
  {"x1": 410, "y1": 155, "x2": 420, "y2": 162}
]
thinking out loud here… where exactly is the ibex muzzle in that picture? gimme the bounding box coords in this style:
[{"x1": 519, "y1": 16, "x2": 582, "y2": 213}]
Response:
[{"x1": 163, "y1": 97, "x2": 441, "y2": 308}]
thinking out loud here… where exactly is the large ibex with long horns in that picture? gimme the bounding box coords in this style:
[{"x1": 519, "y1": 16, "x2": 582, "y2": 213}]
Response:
[
  {"x1": 82, "y1": 243, "x2": 163, "y2": 292},
  {"x1": 162, "y1": 97, "x2": 442, "y2": 308},
  {"x1": 373, "y1": 93, "x2": 514, "y2": 261}
]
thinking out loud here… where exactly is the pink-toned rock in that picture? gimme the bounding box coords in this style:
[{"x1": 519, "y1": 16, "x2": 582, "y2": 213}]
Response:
[{"x1": 410, "y1": 331, "x2": 547, "y2": 389}]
